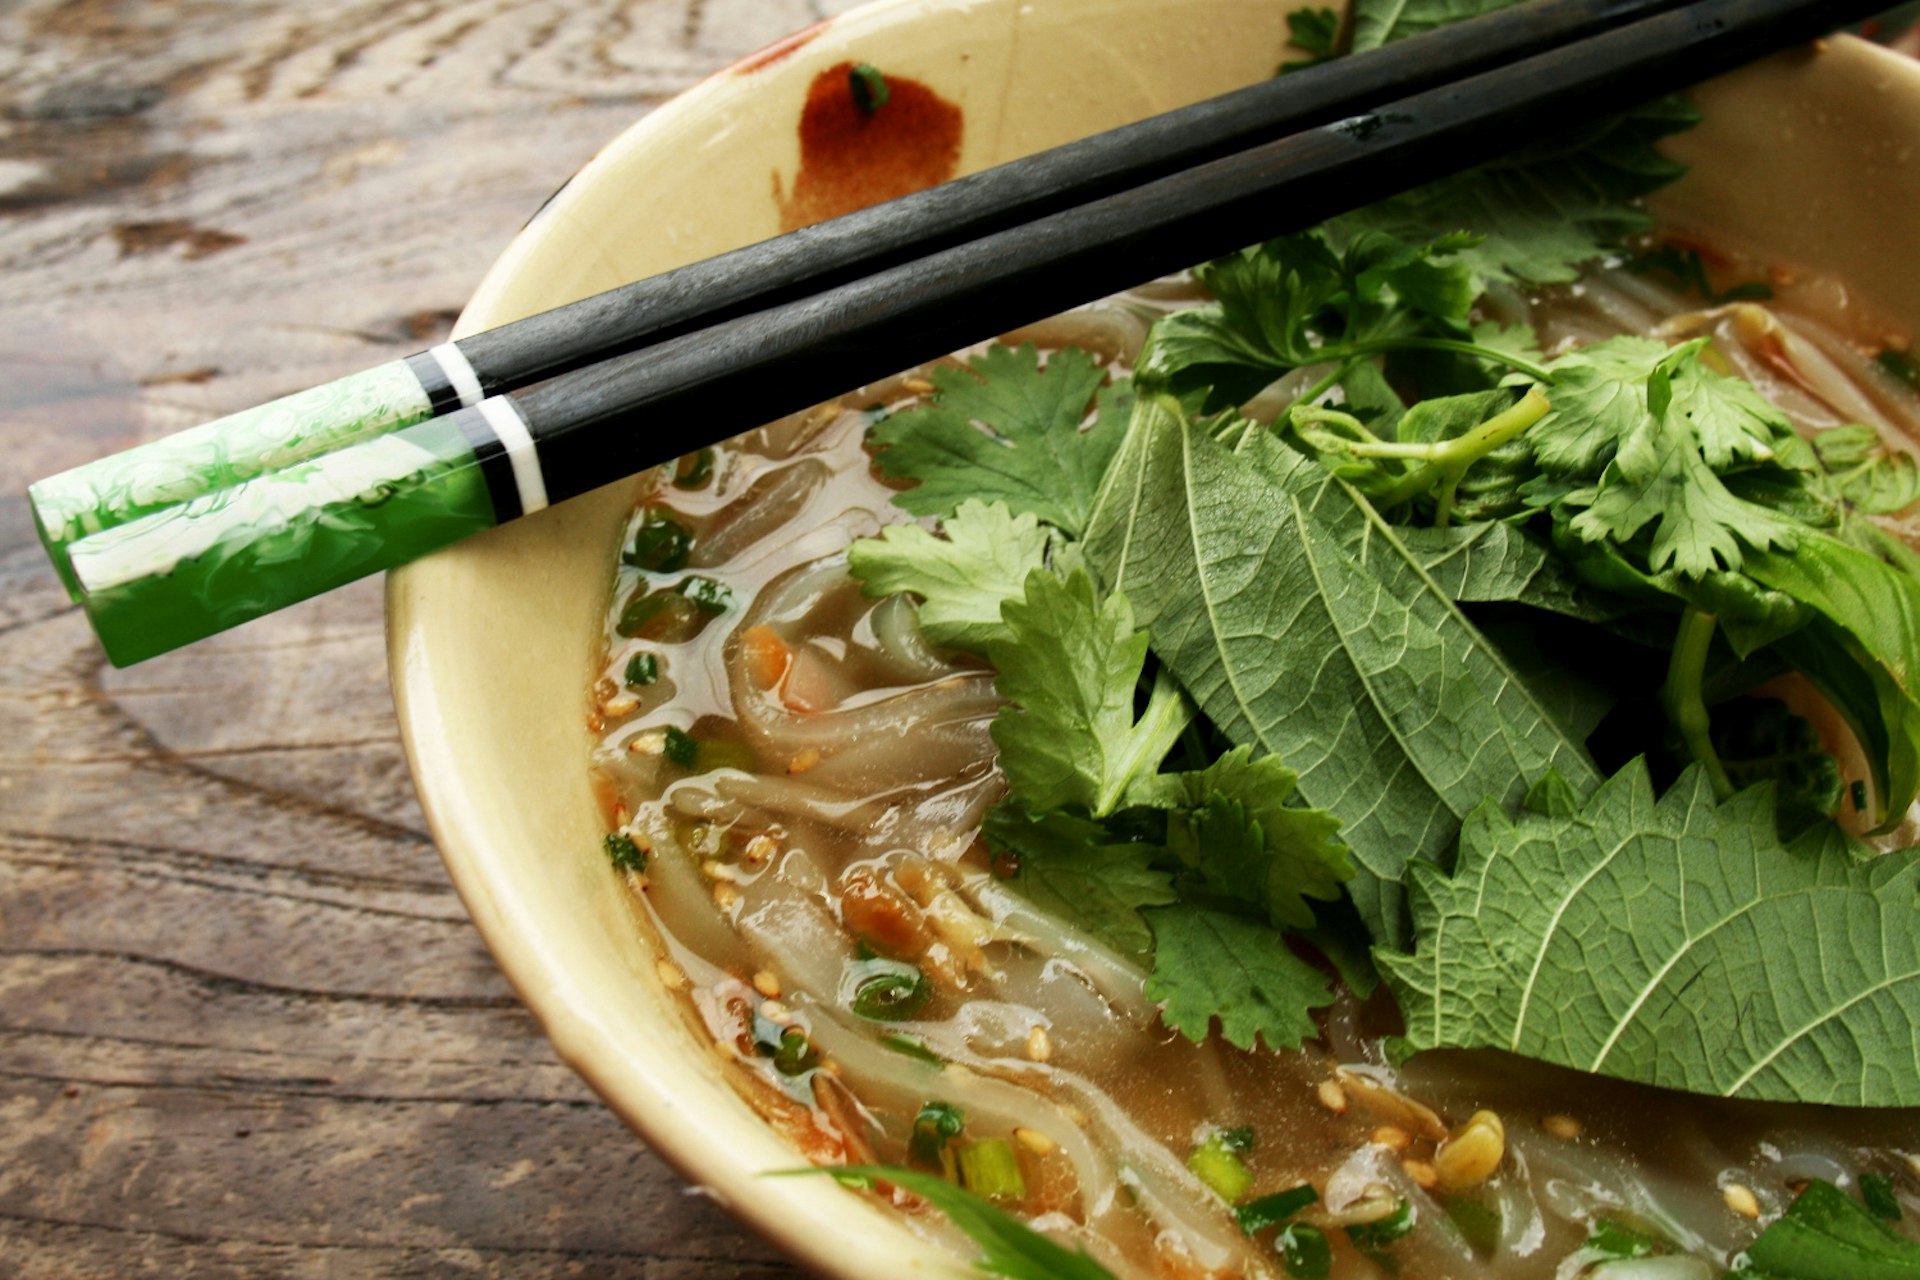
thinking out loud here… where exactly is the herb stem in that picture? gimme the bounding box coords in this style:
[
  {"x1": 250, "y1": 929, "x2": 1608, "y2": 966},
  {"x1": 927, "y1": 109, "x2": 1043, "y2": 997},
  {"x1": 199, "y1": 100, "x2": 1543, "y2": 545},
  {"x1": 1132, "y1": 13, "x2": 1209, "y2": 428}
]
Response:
[
  {"x1": 1349, "y1": 388, "x2": 1551, "y2": 524},
  {"x1": 1332, "y1": 336, "x2": 1555, "y2": 383},
  {"x1": 1284, "y1": 360, "x2": 1355, "y2": 417},
  {"x1": 1660, "y1": 608, "x2": 1735, "y2": 801}
]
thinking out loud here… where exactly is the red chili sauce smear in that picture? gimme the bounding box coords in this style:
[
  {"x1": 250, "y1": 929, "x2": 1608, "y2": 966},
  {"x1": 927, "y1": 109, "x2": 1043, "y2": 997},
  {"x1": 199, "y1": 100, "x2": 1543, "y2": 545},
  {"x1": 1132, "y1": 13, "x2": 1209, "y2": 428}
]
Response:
[
  {"x1": 732, "y1": 20, "x2": 830, "y2": 76},
  {"x1": 775, "y1": 61, "x2": 963, "y2": 233}
]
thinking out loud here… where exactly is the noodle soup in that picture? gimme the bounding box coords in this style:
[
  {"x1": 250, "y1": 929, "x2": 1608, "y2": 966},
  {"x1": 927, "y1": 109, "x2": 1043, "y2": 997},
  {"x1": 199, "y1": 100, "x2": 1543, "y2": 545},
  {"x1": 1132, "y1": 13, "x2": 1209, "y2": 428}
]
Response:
[{"x1": 586, "y1": 251, "x2": 1920, "y2": 1278}]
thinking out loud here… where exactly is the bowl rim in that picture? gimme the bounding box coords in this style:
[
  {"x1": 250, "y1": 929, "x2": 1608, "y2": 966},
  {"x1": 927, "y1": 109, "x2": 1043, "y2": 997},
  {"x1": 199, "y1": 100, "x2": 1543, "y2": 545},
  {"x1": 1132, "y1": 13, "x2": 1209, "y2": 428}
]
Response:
[{"x1": 386, "y1": 8, "x2": 1920, "y2": 1278}]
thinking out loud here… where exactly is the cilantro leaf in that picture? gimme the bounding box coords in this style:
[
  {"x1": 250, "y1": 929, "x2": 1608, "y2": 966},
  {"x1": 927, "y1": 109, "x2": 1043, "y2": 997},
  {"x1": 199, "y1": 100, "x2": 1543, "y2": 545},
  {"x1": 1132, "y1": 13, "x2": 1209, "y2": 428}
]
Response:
[
  {"x1": 808, "y1": 1166, "x2": 1119, "y2": 1280},
  {"x1": 980, "y1": 805, "x2": 1176, "y2": 957},
  {"x1": 870, "y1": 344, "x2": 1130, "y2": 536},
  {"x1": 1086, "y1": 395, "x2": 1597, "y2": 945},
  {"x1": 1332, "y1": 97, "x2": 1699, "y2": 288},
  {"x1": 1743, "y1": 1179, "x2": 1920, "y2": 1279},
  {"x1": 1130, "y1": 746, "x2": 1350, "y2": 929},
  {"x1": 848, "y1": 499, "x2": 1052, "y2": 653},
  {"x1": 1280, "y1": 6, "x2": 1341, "y2": 71},
  {"x1": 1144, "y1": 903, "x2": 1335, "y2": 1052},
  {"x1": 1377, "y1": 761, "x2": 1920, "y2": 1106},
  {"x1": 1134, "y1": 231, "x2": 1479, "y2": 406},
  {"x1": 988, "y1": 568, "x2": 1191, "y2": 818},
  {"x1": 1815, "y1": 424, "x2": 1920, "y2": 516},
  {"x1": 1349, "y1": 0, "x2": 1523, "y2": 52},
  {"x1": 1523, "y1": 336, "x2": 1810, "y2": 578}
]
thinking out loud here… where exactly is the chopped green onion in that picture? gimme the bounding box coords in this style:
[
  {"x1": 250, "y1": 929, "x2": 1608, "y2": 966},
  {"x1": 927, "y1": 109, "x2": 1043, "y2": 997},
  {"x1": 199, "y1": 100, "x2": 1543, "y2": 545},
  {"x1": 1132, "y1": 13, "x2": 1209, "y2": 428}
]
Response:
[
  {"x1": 1218, "y1": 1125, "x2": 1257, "y2": 1154},
  {"x1": 772, "y1": 1028, "x2": 818, "y2": 1076},
  {"x1": 676, "y1": 575, "x2": 735, "y2": 615},
  {"x1": 1278, "y1": 1223, "x2": 1332, "y2": 1279},
  {"x1": 957, "y1": 1138, "x2": 1025, "y2": 1202},
  {"x1": 910, "y1": 1101, "x2": 966, "y2": 1167},
  {"x1": 881, "y1": 1034, "x2": 944, "y2": 1065},
  {"x1": 849, "y1": 63, "x2": 890, "y2": 112},
  {"x1": 623, "y1": 652, "x2": 660, "y2": 687},
  {"x1": 694, "y1": 738, "x2": 757, "y2": 773},
  {"x1": 1585, "y1": 1217, "x2": 1663, "y2": 1259},
  {"x1": 603, "y1": 832, "x2": 646, "y2": 872},
  {"x1": 663, "y1": 726, "x2": 698, "y2": 768},
  {"x1": 672, "y1": 447, "x2": 715, "y2": 489},
  {"x1": 624, "y1": 510, "x2": 693, "y2": 572},
  {"x1": 1444, "y1": 1196, "x2": 1501, "y2": 1255},
  {"x1": 1188, "y1": 1134, "x2": 1256, "y2": 1205},
  {"x1": 1344, "y1": 1200, "x2": 1414, "y2": 1249},
  {"x1": 845, "y1": 958, "x2": 931, "y2": 1021},
  {"x1": 1863, "y1": 1173, "x2": 1904, "y2": 1221},
  {"x1": 1237, "y1": 1184, "x2": 1318, "y2": 1235},
  {"x1": 616, "y1": 587, "x2": 701, "y2": 640}
]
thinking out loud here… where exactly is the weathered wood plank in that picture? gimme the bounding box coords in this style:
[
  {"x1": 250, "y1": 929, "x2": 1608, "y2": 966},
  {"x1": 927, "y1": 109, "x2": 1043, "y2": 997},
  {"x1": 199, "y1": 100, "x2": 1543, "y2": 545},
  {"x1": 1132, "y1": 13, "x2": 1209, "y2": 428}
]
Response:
[{"x1": 0, "y1": 0, "x2": 867, "y2": 1273}]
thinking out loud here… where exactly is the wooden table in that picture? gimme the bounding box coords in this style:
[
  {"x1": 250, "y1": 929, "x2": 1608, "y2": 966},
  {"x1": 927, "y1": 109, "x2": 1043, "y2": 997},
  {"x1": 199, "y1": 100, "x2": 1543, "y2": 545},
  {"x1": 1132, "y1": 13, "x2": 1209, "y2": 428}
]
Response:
[{"x1": 0, "y1": 2, "x2": 856, "y2": 1274}]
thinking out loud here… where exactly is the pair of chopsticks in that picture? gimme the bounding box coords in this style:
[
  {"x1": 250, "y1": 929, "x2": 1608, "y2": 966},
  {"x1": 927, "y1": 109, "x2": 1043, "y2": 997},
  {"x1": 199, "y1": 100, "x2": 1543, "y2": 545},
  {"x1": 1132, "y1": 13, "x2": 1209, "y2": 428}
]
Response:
[{"x1": 31, "y1": 0, "x2": 1885, "y2": 666}]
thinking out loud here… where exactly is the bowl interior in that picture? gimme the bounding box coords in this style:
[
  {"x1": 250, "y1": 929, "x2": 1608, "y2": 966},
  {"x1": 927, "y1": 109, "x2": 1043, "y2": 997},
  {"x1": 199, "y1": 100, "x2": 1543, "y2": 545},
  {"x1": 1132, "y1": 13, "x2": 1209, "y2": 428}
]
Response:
[{"x1": 387, "y1": 9, "x2": 1920, "y2": 1278}]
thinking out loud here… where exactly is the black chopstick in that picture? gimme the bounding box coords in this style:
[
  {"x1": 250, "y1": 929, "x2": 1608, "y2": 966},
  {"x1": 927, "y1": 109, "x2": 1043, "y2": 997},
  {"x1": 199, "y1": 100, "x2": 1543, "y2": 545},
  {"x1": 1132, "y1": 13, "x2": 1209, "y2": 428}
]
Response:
[
  {"x1": 453, "y1": 0, "x2": 1702, "y2": 396},
  {"x1": 501, "y1": 0, "x2": 1882, "y2": 507},
  {"x1": 46, "y1": 0, "x2": 1880, "y2": 666},
  {"x1": 28, "y1": 0, "x2": 1705, "y2": 594}
]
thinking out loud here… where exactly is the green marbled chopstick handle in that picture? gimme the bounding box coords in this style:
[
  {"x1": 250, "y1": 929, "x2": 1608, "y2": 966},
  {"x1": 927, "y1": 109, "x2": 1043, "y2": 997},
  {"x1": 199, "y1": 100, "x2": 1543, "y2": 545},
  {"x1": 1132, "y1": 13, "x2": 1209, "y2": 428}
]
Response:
[
  {"x1": 29, "y1": 360, "x2": 437, "y2": 598},
  {"x1": 67, "y1": 414, "x2": 500, "y2": 667}
]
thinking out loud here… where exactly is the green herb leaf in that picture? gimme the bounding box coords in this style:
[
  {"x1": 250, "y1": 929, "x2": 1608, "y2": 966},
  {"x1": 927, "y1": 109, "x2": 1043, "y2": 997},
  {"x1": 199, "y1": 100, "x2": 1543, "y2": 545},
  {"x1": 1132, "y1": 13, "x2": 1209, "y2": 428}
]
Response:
[
  {"x1": 987, "y1": 568, "x2": 1192, "y2": 818},
  {"x1": 849, "y1": 499, "x2": 1054, "y2": 653},
  {"x1": 980, "y1": 804, "x2": 1177, "y2": 957},
  {"x1": 795, "y1": 1165, "x2": 1120, "y2": 1280},
  {"x1": 1129, "y1": 746, "x2": 1350, "y2": 929},
  {"x1": 603, "y1": 832, "x2": 646, "y2": 871},
  {"x1": 1144, "y1": 903, "x2": 1334, "y2": 1052},
  {"x1": 1395, "y1": 520, "x2": 1629, "y2": 623},
  {"x1": 1863, "y1": 1174, "x2": 1905, "y2": 1223},
  {"x1": 1743, "y1": 1179, "x2": 1920, "y2": 1279},
  {"x1": 1524, "y1": 336, "x2": 1808, "y2": 579},
  {"x1": 1086, "y1": 394, "x2": 1597, "y2": 944},
  {"x1": 870, "y1": 344, "x2": 1131, "y2": 536},
  {"x1": 1746, "y1": 532, "x2": 1920, "y2": 827},
  {"x1": 1135, "y1": 231, "x2": 1479, "y2": 404},
  {"x1": 1349, "y1": 0, "x2": 1523, "y2": 52},
  {"x1": 1332, "y1": 97, "x2": 1699, "y2": 288},
  {"x1": 1377, "y1": 761, "x2": 1920, "y2": 1105},
  {"x1": 1815, "y1": 423, "x2": 1920, "y2": 516},
  {"x1": 1281, "y1": 6, "x2": 1341, "y2": 71}
]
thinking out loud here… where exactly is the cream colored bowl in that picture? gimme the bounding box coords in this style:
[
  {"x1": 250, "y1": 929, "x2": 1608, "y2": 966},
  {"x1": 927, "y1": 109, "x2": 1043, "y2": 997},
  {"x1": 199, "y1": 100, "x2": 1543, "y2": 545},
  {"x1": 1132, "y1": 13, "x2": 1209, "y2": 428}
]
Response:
[{"x1": 388, "y1": 6, "x2": 1920, "y2": 1277}]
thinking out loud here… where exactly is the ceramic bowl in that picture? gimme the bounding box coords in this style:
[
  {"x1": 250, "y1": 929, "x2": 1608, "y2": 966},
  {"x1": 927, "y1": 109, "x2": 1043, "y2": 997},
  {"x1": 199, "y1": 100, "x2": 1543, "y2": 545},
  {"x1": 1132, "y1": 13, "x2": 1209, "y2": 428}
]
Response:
[{"x1": 387, "y1": 5, "x2": 1920, "y2": 1276}]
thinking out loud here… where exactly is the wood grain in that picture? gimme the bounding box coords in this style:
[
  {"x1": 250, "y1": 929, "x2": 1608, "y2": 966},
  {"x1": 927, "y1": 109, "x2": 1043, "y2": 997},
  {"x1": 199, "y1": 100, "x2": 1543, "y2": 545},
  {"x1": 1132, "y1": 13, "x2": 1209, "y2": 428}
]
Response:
[{"x1": 0, "y1": 1, "x2": 863, "y2": 1274}]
